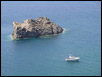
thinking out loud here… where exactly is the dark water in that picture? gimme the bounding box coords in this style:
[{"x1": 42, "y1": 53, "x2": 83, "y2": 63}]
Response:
[{"x1": 1, "y1": 1, "x2": 101, "y2": 76}]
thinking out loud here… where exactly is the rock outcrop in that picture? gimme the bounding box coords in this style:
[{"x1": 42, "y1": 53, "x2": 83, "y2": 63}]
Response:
[{"x1": 12, "y1": 17, "x2": 63, "y2": 39}]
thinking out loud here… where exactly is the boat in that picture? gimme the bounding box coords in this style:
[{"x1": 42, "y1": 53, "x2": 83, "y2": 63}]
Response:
[{"x1": 65, "y1": 55, "x2": 80, "y2": 61}]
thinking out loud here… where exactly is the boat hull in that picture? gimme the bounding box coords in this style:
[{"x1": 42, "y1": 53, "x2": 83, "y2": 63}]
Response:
[
  {"x1": 65, "y1": 59, "x2": 79, "y2": 61},
  {"x1": 65, "y1": 57, "x2": 80, "y2": 61}
]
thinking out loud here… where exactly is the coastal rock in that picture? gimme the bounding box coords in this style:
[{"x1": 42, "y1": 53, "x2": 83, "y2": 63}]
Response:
[{"x1": 12, "y1": 17, "x2": 63, "y2": 39}]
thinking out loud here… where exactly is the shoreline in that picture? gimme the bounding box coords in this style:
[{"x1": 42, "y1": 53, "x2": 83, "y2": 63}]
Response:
[{"x1": 10, "y1": 28, "x2": 67, "y2": 40}]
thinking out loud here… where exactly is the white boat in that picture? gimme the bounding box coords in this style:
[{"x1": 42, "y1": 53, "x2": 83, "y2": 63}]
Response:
[{"x1": 65, "y1": 55, "x2": 80, "y2": 61}]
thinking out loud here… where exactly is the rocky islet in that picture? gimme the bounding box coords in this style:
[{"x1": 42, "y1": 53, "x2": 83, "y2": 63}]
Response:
[{"x1": 12, "y1": 17, "x2": 63, "y2": 39}]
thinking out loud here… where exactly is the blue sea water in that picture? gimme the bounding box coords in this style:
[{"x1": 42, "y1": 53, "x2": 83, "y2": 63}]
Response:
[{"x1": 1, "y1": 1, "x2": 101, "y2": 76}]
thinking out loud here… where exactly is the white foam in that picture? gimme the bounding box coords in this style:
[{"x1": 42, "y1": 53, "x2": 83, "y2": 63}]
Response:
[
  {"x1": 62, "y1": 28, "x2": 68, "y2": 33},
  {"x1": 7, "y1": 35, "x2": 13, "y2": 40}
]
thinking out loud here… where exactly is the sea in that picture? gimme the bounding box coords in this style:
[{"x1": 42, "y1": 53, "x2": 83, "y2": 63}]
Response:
[{"x1": 1, "y1": 1, "x2": 101, "y2": 76}]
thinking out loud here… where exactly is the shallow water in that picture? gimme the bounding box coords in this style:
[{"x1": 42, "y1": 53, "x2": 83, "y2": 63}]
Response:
[{"x1": 1, "y1": 1, "x2": 101, "y2": 76}]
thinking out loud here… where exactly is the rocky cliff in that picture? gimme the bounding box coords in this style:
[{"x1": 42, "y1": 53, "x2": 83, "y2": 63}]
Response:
[{"x1": 12, "y1": 17, "x2": 63, "y2": 39}]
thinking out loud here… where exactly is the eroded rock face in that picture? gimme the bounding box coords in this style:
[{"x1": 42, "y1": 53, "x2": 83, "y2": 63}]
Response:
[{"x1": 12, "y1": 17, "x2": 63, "y2": 39}]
